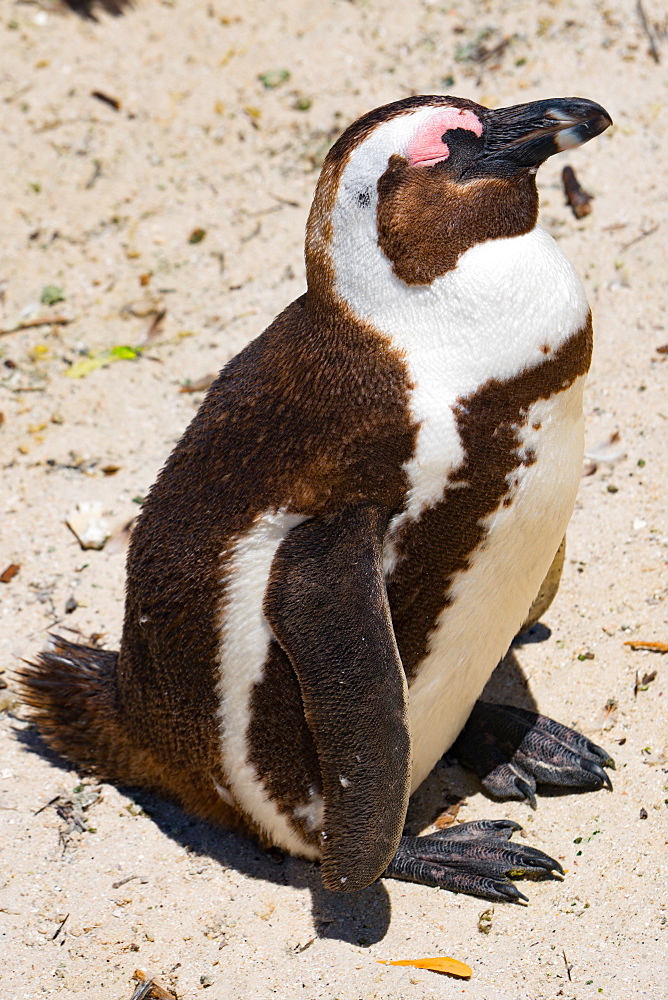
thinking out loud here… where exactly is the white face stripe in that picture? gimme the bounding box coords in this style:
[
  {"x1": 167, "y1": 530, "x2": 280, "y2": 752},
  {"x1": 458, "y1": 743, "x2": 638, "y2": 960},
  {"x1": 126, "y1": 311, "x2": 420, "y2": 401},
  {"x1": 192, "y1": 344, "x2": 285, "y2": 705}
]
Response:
[{"x1": 215, "y1": 509, "x2": 319, "y2": 860}]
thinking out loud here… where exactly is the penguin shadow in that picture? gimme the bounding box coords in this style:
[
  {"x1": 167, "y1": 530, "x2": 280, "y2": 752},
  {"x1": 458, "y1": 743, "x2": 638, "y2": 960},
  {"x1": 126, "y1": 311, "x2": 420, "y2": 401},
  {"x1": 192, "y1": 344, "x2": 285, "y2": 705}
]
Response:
[
  {"x1": 104, "y1": 789, "x2": 395, "y2": 945},
  {"x1": 14, "y1": 720, "x2": 393, "y2": 945},
  {"x1": 128, "y1": 792, "x2": 394, "y2": 946},
  {"x1": 14, "y1": 628, "x2": 549, "y2": 947}
]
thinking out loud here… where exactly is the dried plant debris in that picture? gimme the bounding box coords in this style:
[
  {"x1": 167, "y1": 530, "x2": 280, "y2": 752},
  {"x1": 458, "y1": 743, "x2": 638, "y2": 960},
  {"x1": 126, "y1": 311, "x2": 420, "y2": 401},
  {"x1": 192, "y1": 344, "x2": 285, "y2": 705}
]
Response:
[
  {"x1": 112, "y1": 874, "x2": 150, "y2": 889},
  {"x1": 66, "y1": 344, "x2": 141, "y2": 379},
  {"x1": 179, "y1": 373, "x2": 216, "y2": 393},
  {"x1": 477, "y1": 908, "x2": 494, "y2": 934},
  {"x1": 137, "y1": 308, "x2": 167, "y2": 348},
  {"x1": 634, "y1": 669, "x2": 658, "y2": 697},
  {"x1": 41, "y1": 285, "x2": 65, "y2": 306},
  {"x1": 625, "y1": 640, "x2": 668, "y2": 653},
  {"x1": 130, "y1": 970, "x2": 177, "y2": 1000},
  {"x1": 0, "y1": 564, "x2": 20, "y2": 584},
  {"x1": 66, "y1": 501, "x2": 111, "y2": 550},
  {"x1": 584, "y1": 430, "x2": 626, "y2": 472},
  {"x1": 259, "y1": 69, "x2": 291, "y2": 89},
  {"x1": 433, "y1": 796, "x2": 463, "y2": 829},
  {"x1": 378, "y1": 956, "x2": 472, "y2": 978},
  {"x1": 562, "y1": 165, "x2": 593, "y2": 219},
  {"x1": 105, "y1": 517, "x2": 136, "y2": 555},
  {"x1": 636, "y1": 0, "x2": 661, "y2": 63},
  {"x1": 91, "y1": 89, "x2": 121, "y2": 111},
  {"x1": 454, "y1": 27, "x2": 514, "y2": 66},
  {"x1": 36, "y1": 784, "x2": 104, "y2": 849},
  {"x1": 0, "y1": 315, "x2": 73, "y2": 337},
  {"x1": 597, "y1": 698, "x2": 619, "y2": 731}
]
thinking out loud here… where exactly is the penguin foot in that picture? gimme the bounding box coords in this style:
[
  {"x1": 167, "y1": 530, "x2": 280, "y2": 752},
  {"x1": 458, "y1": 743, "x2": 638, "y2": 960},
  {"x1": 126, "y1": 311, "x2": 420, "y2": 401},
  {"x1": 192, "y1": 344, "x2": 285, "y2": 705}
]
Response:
[
  {"x1": 453, "y1": 702, "x2": 615, "y2": 808},
  {"x1": 384, "y1": 819, "x2": 562, "y2": 902}
]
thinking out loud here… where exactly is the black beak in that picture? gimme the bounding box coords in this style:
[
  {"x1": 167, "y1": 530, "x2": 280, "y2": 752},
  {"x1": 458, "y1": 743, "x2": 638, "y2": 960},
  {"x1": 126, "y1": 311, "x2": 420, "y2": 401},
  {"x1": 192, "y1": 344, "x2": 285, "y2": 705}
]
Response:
[{"x1": 478, "y1": 97, "x2": 612, "y2": 175}]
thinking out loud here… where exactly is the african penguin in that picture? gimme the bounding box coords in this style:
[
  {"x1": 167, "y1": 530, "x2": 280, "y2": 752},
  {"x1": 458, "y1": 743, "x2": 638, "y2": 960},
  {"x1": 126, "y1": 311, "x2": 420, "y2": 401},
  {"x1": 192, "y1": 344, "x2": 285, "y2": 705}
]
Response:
[{"x1": 21, "y1": 94, "x2": 614, "y2": 903}]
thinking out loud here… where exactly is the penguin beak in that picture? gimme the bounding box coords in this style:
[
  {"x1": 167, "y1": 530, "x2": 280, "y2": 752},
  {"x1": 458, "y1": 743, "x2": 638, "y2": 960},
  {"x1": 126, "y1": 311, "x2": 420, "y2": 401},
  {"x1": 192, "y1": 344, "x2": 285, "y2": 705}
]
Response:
[{"x1": 479, "y1": 98, "x2": 612, "y2": 174}]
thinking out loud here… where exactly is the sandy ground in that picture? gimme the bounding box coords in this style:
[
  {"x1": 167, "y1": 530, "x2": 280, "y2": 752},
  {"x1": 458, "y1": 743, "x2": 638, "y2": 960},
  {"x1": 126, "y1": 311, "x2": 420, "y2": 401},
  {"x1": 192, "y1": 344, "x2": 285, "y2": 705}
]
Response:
[{"x1": 1, "y1": 0, "x2": 667, "y2": 997}]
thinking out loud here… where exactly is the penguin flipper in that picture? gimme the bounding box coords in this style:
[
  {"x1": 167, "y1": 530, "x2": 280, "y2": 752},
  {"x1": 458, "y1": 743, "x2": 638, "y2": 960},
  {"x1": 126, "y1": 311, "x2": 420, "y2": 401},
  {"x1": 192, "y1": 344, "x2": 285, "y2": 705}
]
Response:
[
  {"x1": 453, "y1": 702, "x2": 615, "y2": 807},
  {"x1": 264, "y1": 502, "x2": 411, "y2": 894}
]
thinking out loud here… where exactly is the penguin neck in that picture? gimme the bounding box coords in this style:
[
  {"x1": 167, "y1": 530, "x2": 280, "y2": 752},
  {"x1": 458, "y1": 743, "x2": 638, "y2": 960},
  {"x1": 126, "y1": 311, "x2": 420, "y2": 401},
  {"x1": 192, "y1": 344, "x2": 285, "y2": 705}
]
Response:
[{"x1": 306, "y1": 202, "x2": 589, "y2": 393}]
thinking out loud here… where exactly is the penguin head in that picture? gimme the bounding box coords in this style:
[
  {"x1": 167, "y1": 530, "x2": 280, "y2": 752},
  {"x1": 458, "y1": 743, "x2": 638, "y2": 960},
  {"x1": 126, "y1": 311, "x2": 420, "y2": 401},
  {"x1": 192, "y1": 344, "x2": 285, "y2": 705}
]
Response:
[{"x1": 306, "y1": 95, "x2": 611, "y2": 294}]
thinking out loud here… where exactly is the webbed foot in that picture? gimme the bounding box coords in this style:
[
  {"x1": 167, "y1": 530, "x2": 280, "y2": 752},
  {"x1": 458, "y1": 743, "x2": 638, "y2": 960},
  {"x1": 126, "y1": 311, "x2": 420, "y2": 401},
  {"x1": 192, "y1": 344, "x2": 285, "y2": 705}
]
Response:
[
  {"x1": 453, "y1": 702, "x2": 615, "y2": 809},
  {"x1": 384, "y1": 819, "x2": 562, "y2": 902}
]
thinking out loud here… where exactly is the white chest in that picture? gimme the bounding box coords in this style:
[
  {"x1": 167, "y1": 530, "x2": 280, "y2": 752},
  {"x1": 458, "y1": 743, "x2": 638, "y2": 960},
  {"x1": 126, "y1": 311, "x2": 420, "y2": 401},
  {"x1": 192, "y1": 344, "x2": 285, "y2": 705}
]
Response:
[
  {"x1": 333, "y1": 224, "x2": 590, "y2": 793},
  {"x1": 402, "y1": 378, "x2": 586, "y2": 791}
]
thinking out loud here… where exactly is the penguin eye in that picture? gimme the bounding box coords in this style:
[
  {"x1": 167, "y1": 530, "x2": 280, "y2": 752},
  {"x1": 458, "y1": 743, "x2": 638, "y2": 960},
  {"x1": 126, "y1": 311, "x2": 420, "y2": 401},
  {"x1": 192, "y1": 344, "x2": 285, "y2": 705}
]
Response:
[{"x1": 357, "y1": 188, "x2": 371, "y2": 208}]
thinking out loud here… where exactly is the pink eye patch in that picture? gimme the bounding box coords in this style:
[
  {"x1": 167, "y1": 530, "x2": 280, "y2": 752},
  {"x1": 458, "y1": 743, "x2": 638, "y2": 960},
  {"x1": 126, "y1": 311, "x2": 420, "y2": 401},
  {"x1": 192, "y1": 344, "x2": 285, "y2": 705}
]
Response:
[{"x1": 407, "y1": 108, "x2": 483, "y2": 167}]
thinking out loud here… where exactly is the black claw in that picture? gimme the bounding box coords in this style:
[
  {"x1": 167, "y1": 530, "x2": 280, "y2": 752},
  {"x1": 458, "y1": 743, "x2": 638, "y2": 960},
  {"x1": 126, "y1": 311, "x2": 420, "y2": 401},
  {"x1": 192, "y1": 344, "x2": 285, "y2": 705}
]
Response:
[
  {"x1": 494, "y1": 881, "x2": 529, "y2": 903},
  {"x1": 514, "y1": 776, "x2": 537, "y2": 809},
  {"x1": 511, "y1": 844, "x2": 564, "y2": 875},
  {"x1": 580, "y1": 757, "x2": 614, "y2": 791},
  {"x1": 384, "y1": 824, "x2": 563, "y2": 903},
  {"x1": 585, "y1": 740, "x2": 616, "y2": 770},
  {"x1": 456, "y1": 701, "x2": 615, "y2": 804}
]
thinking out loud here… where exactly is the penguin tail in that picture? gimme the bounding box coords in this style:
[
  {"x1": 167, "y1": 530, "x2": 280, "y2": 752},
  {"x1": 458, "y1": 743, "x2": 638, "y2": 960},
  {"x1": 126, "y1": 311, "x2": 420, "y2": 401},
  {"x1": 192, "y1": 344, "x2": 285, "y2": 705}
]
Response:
[{"x1": 18, "y1": 634, "x2": 124, "y2": 779}]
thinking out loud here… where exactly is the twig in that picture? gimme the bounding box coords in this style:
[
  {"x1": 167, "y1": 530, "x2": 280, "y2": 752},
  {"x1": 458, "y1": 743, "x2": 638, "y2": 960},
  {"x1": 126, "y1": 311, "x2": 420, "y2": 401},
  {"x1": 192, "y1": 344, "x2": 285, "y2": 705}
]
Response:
[
  {"x1": 619, "y1": 224, "x2": 659, "y2": 252},
  {"x1": 476, "y1": 36, "x2": 512, "y2": 64},
  {"x1": 0, "y1": 316, "x2": 73, "y2": 337},
  {"x1": 112, "y1": 873, "x2": 149, "y2": 888},
  {"x1": 85, "y1": 159, "x2": 102, "y2": 189},
  {"x1": 562, "y1": 166, "x2": 593, "y2": 219},
  {"x1": 140, "y1": 307, "x2": 167, "y2": 346},
  {"x1": 113, "y1": 874, "x2": 139, "y2": 889},
  {"x1": 562, "y1": 949, "x2": 572, "y2": 982},
  {"x1": 33, "y1": 795, "x2": 61, "y2": 816},
  {"x1": 637, "y1": 0, "x2": 661, "y2": 63},
  {"x1": 91, "y1": 90, "x2": 121, "y2": 111},
  {"x1": 52, "y1": 913, "x2": 69, "y2": 940},
  {"x1": 624, "y1": 640, "x2": 668, "y2": 653},
  {"x1": 269, "y1": 192, "x2": 301, "y2": 208}
]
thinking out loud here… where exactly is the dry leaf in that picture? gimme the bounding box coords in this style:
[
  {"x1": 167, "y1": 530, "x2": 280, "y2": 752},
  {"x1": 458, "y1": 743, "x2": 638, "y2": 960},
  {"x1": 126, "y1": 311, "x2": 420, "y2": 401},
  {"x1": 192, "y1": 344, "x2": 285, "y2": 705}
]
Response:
[
  {"x1": 378, "y1": 956, "x2": 472, "y2": 978},
  {"x1": 131, "y1": 970, "x2": 176, "y2": 1000},
  {"x1": 433, "y1": 799, "x2": 461, "y2": 828},
  {"x1": 584, "y1": 430, "x2": 626, "y2": 466},
  {"x1": 66, "y1": 502, "x2": 111, "y2": 550},
  {"x1": 624, "y1": 640, "x2": 668, "y2": 653},
  {"x1": 0, "y1": 563, "x2": 20, "y2": 584},
  {"x1": 138, "y1": 308, "x2": 167, "y2": 347},
  {"x1": 105, "y1": 517, "x2": 136, "y2": 555},
  {"x1": 179, "y1": 373, "x2": 216, "y2": 393}
]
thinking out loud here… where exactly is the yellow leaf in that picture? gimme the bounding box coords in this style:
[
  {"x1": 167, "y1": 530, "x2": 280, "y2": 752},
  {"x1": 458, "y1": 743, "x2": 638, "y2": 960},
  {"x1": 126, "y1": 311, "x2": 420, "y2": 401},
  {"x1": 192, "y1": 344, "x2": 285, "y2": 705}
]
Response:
[
  {"x1": 378, "y1": 957, "x2": 472, "y2": 978},
  {"x1": 66, "y1": 356, "x2": 109, "y2": 378}
]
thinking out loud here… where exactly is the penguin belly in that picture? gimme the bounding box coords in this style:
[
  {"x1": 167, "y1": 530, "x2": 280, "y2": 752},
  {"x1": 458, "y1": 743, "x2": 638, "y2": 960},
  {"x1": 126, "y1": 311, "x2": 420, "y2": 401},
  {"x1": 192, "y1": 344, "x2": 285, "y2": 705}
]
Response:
[{"x1": 396, "y1": 378, "x2": 586, "y2": 793}]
